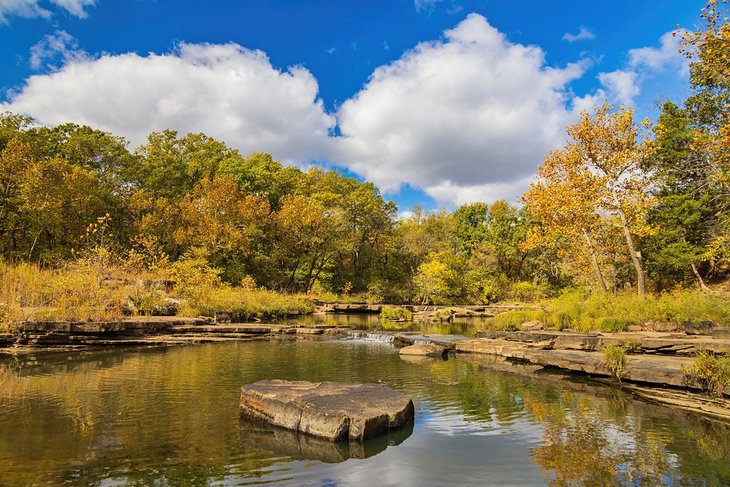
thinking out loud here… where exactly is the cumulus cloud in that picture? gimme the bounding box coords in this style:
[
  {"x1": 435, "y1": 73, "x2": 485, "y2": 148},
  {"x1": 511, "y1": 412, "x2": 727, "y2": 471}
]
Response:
[
  {"x1": 4, "y1": 13, "x2": 602, "y2": 208},
  {"x1": 628, "y1": 30, "x2": 688, "y2": 75},
  {"x1": 0, "y1": 0, "x2": 94, "y2": 22},
  {"x1": 3, "y1": 43, "x2": 336, "y2": 162},
  {"x1": 597, "y1": 70, "x2": 639, "y2": 106},
  {"x1": 334, "y1": 13, "x2": 590, "y2": 205},
  {"x1": 597, "y1": 30, "x2": 689, "y2": 106},
  {"x1": 29, "y1": 30, "x2": 87, "y2": 69},
  {"x1": 562, "y1": 27, "x2": 595, "y2": 43}
]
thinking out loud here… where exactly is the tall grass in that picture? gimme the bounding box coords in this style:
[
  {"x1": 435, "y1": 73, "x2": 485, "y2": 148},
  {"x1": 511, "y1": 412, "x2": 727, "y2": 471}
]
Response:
[{"x1": 489, "y1": 288, "x2": 730, "y2": 333}]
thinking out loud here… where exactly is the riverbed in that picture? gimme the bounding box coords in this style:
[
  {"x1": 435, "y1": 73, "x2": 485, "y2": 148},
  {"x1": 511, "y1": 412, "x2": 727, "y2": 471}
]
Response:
[{"x1": 1, "y1": 336, "x2": 728, "y2": 486}]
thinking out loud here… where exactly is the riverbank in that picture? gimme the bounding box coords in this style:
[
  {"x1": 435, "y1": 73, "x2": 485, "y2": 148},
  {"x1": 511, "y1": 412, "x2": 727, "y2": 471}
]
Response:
[{"x1": 454, "y1": 330, "x2": 730, "y2": 420}]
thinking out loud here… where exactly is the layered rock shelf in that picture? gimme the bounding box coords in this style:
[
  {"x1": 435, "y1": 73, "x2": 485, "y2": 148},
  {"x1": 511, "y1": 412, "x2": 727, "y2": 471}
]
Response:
[
  {"x1": 0, "y1": 317, "x2": 349, "y2": 354},
  {"x1": 239, "y1": 380, "x2": 414, "y2": 441},
  {"x1": 455, "y1": 330, "x2": 730, "y2": 420}
]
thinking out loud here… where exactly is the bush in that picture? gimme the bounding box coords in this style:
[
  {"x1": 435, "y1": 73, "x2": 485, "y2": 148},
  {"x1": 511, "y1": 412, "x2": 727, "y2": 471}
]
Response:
[
  {"x1": 598, "y1": 316, "x2": 628, "y2": 333},
  {"x1": 684, "y1": 350, "x2": 730, "y2": 397},
  {"x1": 491, "y1": 309, "x2": 543, "y2": 331},
  {"x1": 380, "y1": 306, "x2": 413, "y2": 321},
  {"x1": 480, "y1": 274, "x2": 511, "y2": 303},
  {"x1": 509, "y1": 281, "x2": 549, "y2": 302},
  {"x1": 603, "y1": 345, "x2": 627, "y2": 382},
  {"x1": 536, "y1": 287, "x2": 730, "y2": 332}
]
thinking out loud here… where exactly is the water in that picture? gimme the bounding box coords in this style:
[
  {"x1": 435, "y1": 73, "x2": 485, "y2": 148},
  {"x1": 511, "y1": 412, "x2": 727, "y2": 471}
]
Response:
[
  {"x1": 1, "y1": 339, "x2": 729, "y2": 486},
  {"x1": 276, "y1": 312, "x2": 491, "y2": 336}
]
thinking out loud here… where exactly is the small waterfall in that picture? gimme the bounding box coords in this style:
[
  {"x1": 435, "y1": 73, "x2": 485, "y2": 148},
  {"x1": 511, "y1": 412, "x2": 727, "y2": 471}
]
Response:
[{"x1": 346, "y1": 330, "x2": 395, "y2": 343}]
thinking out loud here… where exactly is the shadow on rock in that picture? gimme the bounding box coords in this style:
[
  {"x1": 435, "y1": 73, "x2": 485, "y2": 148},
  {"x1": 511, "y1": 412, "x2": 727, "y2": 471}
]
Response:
[{"x1": 239, "y1": 419, "x2": 414, "y2": 463}]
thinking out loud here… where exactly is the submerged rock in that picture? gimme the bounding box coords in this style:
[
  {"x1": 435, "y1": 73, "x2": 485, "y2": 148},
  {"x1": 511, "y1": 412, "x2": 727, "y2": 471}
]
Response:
[
  {"x1": 239, "y1": 380, "x2": 414, "y2": 442},
  {"x1": 399, "y1": 343, "x2": 447, "y2": 358}
]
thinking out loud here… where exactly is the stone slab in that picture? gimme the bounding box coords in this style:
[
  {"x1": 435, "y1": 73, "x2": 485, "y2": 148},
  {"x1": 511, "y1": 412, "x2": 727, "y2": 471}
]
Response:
[{"x1": 240, "y1": 380, "x2": 414, "y2": 442}]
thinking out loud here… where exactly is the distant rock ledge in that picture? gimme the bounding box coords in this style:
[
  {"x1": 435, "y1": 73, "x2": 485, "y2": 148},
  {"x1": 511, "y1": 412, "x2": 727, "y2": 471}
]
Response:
[{"x1": 239, "y1": 380, "x2": 414, "y2": 442}]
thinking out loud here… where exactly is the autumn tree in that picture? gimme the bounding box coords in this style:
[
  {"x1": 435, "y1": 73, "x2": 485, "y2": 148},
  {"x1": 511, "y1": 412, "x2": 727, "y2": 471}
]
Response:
[{"x1": 525, "y1": 103, "x2": 654, "y2": 297}]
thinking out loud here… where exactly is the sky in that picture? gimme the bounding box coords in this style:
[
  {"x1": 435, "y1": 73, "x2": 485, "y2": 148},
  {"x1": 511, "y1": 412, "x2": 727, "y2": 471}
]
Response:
[{"x1": 0, "y1": 0, "x2": 703, "y2": 212}]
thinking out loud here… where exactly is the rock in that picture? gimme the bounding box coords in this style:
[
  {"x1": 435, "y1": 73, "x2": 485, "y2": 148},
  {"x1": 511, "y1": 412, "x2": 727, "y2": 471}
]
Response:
[
  {"x1": 239, "y1": 380, "x2": 414, "y2": 442},
  {"x1": 399, "y1": 344, "x2": 447, "y2": 358},
  {"x1": 684, "y1": 320, "x2": 716, "y2": 335},
  {"x1": 647, "y1": 321, "x2": 678, "y2": 333},
  {"x1": 152, "y1": 297, "x2": 183, "y2": 317},
  {"x1": 627, "y1": 325, "x2": 643, "y2": 332},
  {"x1": 215, "y1": 311, "x2": 233, "y2": 323},
  {"x1": 520, "y1": 320, "x2": 544, "y2": 331}
]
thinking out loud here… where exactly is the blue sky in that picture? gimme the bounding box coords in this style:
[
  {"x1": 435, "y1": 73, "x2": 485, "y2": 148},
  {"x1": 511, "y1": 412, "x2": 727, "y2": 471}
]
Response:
[{"x1": 0, "y1": 0, "x2": 702, "y2": 211}]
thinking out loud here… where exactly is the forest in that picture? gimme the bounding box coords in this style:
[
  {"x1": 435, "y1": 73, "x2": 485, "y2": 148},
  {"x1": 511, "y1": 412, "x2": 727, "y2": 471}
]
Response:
[{"x1": 0, "y1": 2, "x2": 727, "y2": 326}]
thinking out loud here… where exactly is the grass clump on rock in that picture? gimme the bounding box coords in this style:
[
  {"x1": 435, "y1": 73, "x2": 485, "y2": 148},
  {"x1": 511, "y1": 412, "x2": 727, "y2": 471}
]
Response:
[
  {"x1": 603, "y1": 345, "x2": 627, "y2": 382},
  {"x1": 684, "y1": 350, "x2": 730, "y2": 397}
]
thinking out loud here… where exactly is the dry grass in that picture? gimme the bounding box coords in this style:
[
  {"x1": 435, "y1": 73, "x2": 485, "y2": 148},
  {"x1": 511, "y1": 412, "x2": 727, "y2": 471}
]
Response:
[{"x1": 0, "y1": 258, "x2": 166, "y2": 329}]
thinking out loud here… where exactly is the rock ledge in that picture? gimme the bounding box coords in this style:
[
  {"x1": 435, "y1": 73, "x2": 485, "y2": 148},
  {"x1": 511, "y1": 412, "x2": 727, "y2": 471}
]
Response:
[{"x1": 240, "y1": 380, "x2": 414, "y2": 441}]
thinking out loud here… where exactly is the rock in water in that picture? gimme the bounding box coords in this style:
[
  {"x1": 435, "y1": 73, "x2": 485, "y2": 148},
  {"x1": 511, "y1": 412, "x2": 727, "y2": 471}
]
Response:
[
  {"x1": 399, "y1": 344, "x2": 447, "y2": 358},
  {"x1": 239, "y1": 380, "x2": 414, "y2": 441}
]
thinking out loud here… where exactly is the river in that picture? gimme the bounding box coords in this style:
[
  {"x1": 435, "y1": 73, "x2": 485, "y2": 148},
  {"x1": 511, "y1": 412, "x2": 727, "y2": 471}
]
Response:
[{"x1": 1, "y1": 329, "x2": 728, "y2": 485}]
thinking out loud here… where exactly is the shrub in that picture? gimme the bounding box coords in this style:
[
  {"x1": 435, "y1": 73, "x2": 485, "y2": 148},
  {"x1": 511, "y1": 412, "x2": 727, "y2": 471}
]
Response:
[
  {"x1": 491, "y1": 309, "x2": 543, "y2": 331},
  {"x1": 380, "y1": 306, "x2": 413, "y2": 321},
  {"x1": 480, "y1": 274, "x2": 511, "y2": 303},
  {"x1": 598, "y1": 316, "x2": 628, "y2": 333},
  {"x1": 603, "y1": 345, "x2": 627, "y2": 382},
  {"x1": 509, "y1": 281, "x2": 549, "y2": 302},
  {"x1": 684, "y1": 350, "x2": 730, "y2": 397}
]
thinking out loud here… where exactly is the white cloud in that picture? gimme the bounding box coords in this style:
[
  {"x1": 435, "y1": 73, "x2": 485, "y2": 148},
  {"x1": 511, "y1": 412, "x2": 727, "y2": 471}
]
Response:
[
  {"x1": 597, "y1": 29, "x2": 689, "y2": 107},
  {"x1": 0, "y1": 0, "x2": 94, "y2": 22},
  {"x1": 334, "y1": 13, "x2": 591, "y2": 206},
  {"x1": 49, "y1": 0, "x2": 94, "y2": 19},
  {"x1": 3, "y1": 43, "x2": 336, "y2": 161},
  {"x1": 562, "y1": 27, "x2": 595, "y2": 43},
  {"x1": 414, "y1": 0, "x2": 445, "y2": 12},
  {"x1": 597, "y1": 70, "x2": 639, "y2": 106},
  {"x1": 29, "y1": 30, "x2": 87, "y2": 69},
  {"x1": 0, "y1": 0, "x2": 51, "y2": 22},
  {"x1": 3, "y1": 13, "x2": 604, "y2": 208},
  {"x1": 628, "y1": 30, "x2": 688, "y2": 75}
]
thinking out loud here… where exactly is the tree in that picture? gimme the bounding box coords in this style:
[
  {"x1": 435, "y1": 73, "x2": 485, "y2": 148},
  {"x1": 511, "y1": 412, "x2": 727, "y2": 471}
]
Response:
[{"x1": 524, "y1": 103, "x2": 654, "y2": 297}]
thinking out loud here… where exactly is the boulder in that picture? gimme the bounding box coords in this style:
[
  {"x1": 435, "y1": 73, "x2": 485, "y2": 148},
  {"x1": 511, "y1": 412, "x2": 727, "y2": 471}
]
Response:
[
  {"x1": 399, "y1": 343, "x2": 447, "y2": 358},
  {"x1": 240, "y1": 380, "x2": 414, "y2": 442},
  {"x1": 684, "y1": 320, "x2": 716, "y2": 335},
  {"x1": 647, "y1": 321, "x2": 678, "y2": 333}
]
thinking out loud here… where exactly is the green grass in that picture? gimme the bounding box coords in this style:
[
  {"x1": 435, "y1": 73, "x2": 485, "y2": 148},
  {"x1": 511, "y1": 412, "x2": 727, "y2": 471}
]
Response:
[
  {"x1": 603, "y1": 345, "x2": 627, "y2": 382},
  {"x1": 380, "y1": 306, "x2": 413, "y2": 321},
  {"x1": 683, "y1": 350, "x2": 730, "y2": 397},
  {"x1": 486, "y1": 287, "x2": 729, "y2": 333}
]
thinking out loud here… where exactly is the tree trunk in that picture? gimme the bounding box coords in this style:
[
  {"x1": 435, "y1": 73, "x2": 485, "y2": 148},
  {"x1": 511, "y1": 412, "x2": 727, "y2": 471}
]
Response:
[
  {"x1": 615, "y1": 206, "x2": 646, "y2": 299},
  {"x1": 690, "y1": 261, "x2": 713, "y2": 293},
  {"x1": 582, "y1": 228, "x2": 608, "y2": 293}
]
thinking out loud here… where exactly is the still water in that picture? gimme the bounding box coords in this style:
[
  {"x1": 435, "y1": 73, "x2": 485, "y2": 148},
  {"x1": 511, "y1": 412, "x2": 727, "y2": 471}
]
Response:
[{"x1": 1, "y1": 338, "x2": 729, "y2": 486}]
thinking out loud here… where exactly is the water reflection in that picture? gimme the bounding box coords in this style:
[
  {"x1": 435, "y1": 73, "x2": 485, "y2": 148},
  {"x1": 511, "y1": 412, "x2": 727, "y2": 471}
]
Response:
[
  {"x1": 239, "y1": 420, "x2": 414, "y2": 463},
  {"x1": 275, "y1": 312, "x2": 492, "y2": 336},
  {"x1": 0, "y1": 341, "x2": 728, "y2": 486}
]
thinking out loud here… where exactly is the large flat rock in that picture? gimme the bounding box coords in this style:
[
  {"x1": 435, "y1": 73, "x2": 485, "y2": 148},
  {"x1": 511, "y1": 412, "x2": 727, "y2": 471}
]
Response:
[{"x1": 239, "y1": 380, "x2": 414, "y2": 442}]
